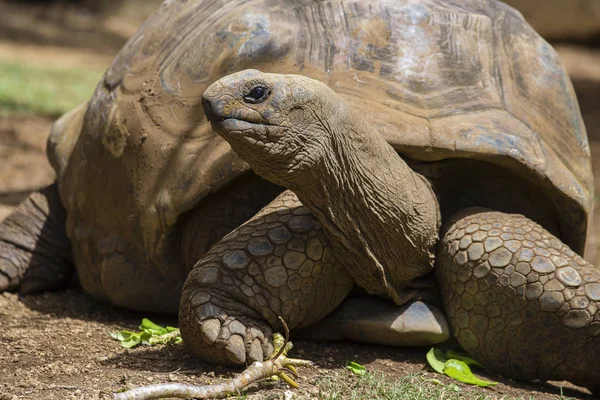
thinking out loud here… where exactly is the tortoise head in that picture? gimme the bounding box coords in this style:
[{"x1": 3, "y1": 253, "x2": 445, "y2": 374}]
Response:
[{"x1": 203, "y1": 69, "x2": 349, "y2": 187}]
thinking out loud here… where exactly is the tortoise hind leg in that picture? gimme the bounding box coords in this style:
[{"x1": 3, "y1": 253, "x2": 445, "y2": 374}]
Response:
[
  {"x1": 0, "y1": 183, "x2": 73, "y2": 293},
  {"x1": 437, "y1": 209, "x2": 600, "y2": 396}
]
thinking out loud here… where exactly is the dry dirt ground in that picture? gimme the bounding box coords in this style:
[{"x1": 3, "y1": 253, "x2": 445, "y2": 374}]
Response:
[{"x1": 1, "y1": 2, "x2": 600, "y2": 400}]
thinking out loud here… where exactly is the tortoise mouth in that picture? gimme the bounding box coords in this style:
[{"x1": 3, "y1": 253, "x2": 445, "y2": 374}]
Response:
[
  {"x1": 209, "y1": 117, "x2": 261, "y2": 135},
  {"x1": 221, "y1": 117, "x2": 257, "y2": 130},
  {"x1": 211, "y1": 117, "x2": 283, "y2": 134}
]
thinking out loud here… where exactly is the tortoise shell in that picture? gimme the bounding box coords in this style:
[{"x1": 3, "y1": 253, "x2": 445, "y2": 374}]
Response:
[{"x1": 53, "y1": 0, "x2": 592, "y2": 296}]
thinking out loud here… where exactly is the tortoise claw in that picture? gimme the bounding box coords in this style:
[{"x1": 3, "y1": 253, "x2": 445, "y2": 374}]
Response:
[
  {"x1": 224, "y1": 335, "x2": 246, "y2": 364},
  {"x1": 199, "y1": 318, "x2": 221, "y2": 344},
  {"x1": 247, "y1": 338, "x2": 264, "y2": 363}
]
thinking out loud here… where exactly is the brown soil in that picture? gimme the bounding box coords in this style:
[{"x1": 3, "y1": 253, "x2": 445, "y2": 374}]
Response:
[
  {"x1": 0, "y1": 3, "x2": 599, "y2": 399},
  {"x1": 0, "y1": 289, "x2": 596, "y2": 400},
  {"x1": 0, "y1": 116, "x2": 56, "y2": 222}
]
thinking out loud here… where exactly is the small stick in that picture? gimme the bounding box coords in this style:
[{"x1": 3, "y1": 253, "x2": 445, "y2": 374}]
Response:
[
  {"x1": 271, "y1": 316, "x2": 290, "y2": 361},
  {"x1": 110, "y1": 318, "x2": 312, "y2": 400}
]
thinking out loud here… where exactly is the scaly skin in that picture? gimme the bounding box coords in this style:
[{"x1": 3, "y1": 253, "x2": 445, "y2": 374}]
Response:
[
  {"x1": 0, "y1": 184, "x2": 73, "y2": 293},
  {"x1": 179, "y1": 190, "x2": 353, "y2": 365},
  {"x1": 438, "y1": 210, "x2": 600, "y2": 395}
]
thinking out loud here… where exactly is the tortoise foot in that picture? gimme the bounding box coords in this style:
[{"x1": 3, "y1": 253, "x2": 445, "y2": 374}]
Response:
[
  {"x1": 438, "y1": 209, "x2": 600, "y2": 395},
  {"x1": 0, "y1": 184, "x2": 72, "y2": 293},
  {"x1": 295, "y1": 296, "x2": 450, "y2": 347},
  {"x1": 179, "y1": 285, "x2": 274, "y2": 365}
]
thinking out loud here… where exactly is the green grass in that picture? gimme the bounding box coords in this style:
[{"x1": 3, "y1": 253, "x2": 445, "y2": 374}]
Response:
[
  {"x1": 313, "y1": 372, "x2": 489, "y2": 400},
  {"x1": 306, "y1": 371, "x2": 578, "y2": 400},
  {"x1": 0, "y1": 61, "x2": 104, "y2": 117}
]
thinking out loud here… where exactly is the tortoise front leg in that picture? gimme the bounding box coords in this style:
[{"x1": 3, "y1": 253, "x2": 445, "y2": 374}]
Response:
[
  {"x1": 437, "y1": 209, "x2": 600, "y2": 396},
  {"x1": 179, "y1": 190, "x2": 354, "y2": 365},
  {"x1": 0, "y1": 183, "x2": 73, "y2": 293}
]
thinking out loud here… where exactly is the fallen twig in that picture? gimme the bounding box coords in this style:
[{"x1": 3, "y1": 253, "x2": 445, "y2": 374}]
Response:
[{"x1": 108, "y1": 317, "x2": 312, "y2": 400}]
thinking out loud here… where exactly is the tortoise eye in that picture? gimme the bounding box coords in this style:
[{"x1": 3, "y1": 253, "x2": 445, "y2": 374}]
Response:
[{"x1": 244, "y1": 85, "x2": 269, "y2": 104}]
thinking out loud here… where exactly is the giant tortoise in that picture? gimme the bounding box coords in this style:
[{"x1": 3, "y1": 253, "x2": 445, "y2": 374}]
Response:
[{"x1": 0, "y1": 0, "x2": 597, "y2": 395}]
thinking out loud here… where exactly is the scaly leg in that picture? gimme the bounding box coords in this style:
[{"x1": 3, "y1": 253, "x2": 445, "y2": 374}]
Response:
[
  {"x1": 0, "y1": 183, "x2": 73, "y2": 293},
  {"x1": 179, "y1": 190, "x2": 354, "y2": 365},
  {"x1": 437, "y1": 209, "x2": 600, "y2": 396}
]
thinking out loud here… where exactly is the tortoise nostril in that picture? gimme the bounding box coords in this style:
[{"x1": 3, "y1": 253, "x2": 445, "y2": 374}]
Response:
[{"x1": 202, "y1": 97, "x2": 219, "y2": 122}]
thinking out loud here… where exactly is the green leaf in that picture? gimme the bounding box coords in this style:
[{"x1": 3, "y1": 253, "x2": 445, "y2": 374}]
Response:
[
  {"x1": 443, "y1": 359, "x2": 497, "y2": 387},
  {"x1": 445, "y1": 350, "x2": 486, "y2": 369},
  {"x1": 109, "y1": 331, "x2": 124, "y2": 341},
  {"x1": 117, "y1": 330, "x2": 138, "y2": 338},
  {"x1": 110, "y1": 320, "x2": 182, "y2": 349},
  {"x1": 120, "y1": 333, "x2": 143, "y2": 349},
  {"x1": 140, "y1": 318, "x2": 168, "y2": 335},
  {"x1": 426, "y1": 347, "x2": 447, "y2": 374},
  {"x1": 110, "y1": 330, "x2": 143, "y2": 347},
  {"x1": 139, "y1": 331, "x2": 152, "y2": 342},
  {"x1": 345, "y1": 361, "x2": 367, "y2": 375}
]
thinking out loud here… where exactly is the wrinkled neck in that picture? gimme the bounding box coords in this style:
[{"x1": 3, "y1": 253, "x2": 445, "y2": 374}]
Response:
[{"x1": 290, "y1": 116, "x2": 441, "y2": 303}]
